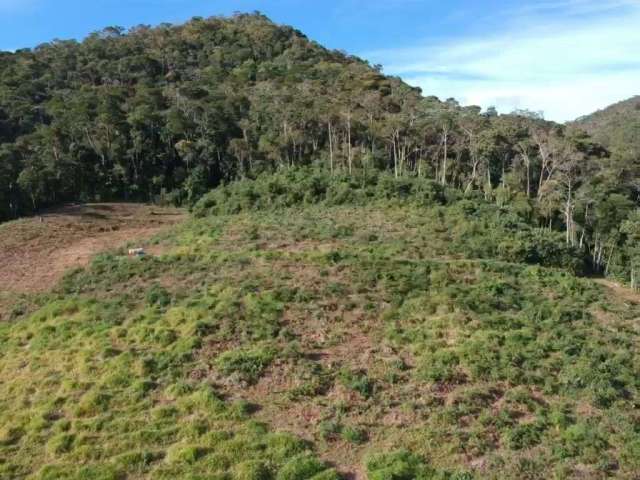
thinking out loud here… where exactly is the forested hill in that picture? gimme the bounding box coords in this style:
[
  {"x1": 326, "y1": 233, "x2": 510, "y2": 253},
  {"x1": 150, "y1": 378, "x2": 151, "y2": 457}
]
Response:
[
  {"x1": 572, "y1": 96, "x2": 640, "y2": 162},
  {"x1": 2, "y1": 13, "x2": 640, "y2": 286},
  {"x1": 0, "y1": 12, "x2": 420, "y2": 217}
]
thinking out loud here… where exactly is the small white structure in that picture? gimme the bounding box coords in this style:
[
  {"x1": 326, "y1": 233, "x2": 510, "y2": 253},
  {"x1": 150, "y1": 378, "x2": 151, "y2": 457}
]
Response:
[{"x1": 128, "y1": 248, "x2": 145, "y2": 257}]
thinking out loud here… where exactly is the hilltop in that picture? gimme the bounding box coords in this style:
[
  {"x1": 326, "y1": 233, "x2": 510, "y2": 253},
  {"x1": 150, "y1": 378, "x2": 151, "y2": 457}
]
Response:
[
  {"x1": 0, "y1": 12, "x2": 415, "y2": 221},
  {"x1": 574, "y1": 96, "x2": 640, "y2": 140}
]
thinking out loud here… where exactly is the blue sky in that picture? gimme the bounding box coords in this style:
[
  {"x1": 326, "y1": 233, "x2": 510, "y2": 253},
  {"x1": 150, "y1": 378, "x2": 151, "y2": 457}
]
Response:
[{"x1": 1, "y1": 0, "x2": 638, "y2": 122}]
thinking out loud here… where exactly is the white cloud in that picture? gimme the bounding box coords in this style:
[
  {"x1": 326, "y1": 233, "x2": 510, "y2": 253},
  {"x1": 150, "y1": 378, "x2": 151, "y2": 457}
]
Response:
[{"x1": 364, "y1": 0, "x2": 640, "y2": 122}]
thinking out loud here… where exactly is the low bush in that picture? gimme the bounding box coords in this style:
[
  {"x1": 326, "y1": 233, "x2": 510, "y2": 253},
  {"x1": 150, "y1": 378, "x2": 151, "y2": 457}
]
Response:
[
  {"x1": 338, "y1": 369, "x2": 375, "y2": 399},
  {"x1": 365, "y1": 450, "x2": 472, "y2": 480},
  {"x1": 193, "y1": 168, "x2": 446, "y2": 217},
  {"x1": 340, "y1": 426, "x2": 367, "y2": 444},
  {"x1": 504, "y1": 421, "x2": 547, "y2": 450},
  {"x1": 276, "y1": 453, "x2": 338, "y2": 480},
  {"x1": 216, "y1": 345, "x2": 277, "y2": 384},
  {"x1": 417, "y1": 349, "x2": 462, "y2": 383}
]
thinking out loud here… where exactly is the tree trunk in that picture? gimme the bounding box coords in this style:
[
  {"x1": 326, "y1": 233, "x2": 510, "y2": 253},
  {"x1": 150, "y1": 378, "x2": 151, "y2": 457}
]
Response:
[
  {"x1": 526, "y1": 157, "x2": 531, "y2": 197},
  {"x1": 328, "y1": 121, "x2": 334, "y2": 175},
  {"x1": 441, "y1": 129, "x2": 448, "y2": 186},
  {"x1": 392, "y1": 131, "x2": 399, "y2": 178},
  {"x1": 346, "y1": 113, "x2": 352, "y2": 175}
]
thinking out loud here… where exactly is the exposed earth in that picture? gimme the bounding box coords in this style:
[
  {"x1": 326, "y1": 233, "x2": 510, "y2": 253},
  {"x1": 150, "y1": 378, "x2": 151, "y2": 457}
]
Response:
[
  {"x1": 0, "y1": 203, "x2": 185, "y2": 321},
  {"x1": 0, "y1": 203, "x2": 185, "y2": 294}
]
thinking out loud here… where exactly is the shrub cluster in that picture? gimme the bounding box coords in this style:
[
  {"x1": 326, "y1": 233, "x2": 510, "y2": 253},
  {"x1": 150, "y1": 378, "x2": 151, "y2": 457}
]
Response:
[
  {"x1": 193, "y1": 168, "x2": 446, "y2": 216},
  {"x1": 193, "y1": 170, "x2": 590, "y2": 274}
]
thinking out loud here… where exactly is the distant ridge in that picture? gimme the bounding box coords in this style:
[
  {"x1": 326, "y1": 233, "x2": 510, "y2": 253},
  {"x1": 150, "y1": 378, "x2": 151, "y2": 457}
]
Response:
[{"x1": 571, "y1": 95, "x2": 640, "y2": 155}]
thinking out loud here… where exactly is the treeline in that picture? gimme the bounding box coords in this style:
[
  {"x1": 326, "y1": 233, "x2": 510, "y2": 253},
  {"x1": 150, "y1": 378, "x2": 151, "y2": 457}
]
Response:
[{"x1": 1, "y1": 13, "x2": 640, "y2": 284}]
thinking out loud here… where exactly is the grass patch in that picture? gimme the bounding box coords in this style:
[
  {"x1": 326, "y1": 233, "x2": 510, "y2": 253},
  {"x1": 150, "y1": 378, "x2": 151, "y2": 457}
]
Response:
[
  {"x1": 216, "y1": 345, "x2": 277, "y2": 384},
  {"x1": 3, "y1": 177, "x2": 640, "y2": 478}
]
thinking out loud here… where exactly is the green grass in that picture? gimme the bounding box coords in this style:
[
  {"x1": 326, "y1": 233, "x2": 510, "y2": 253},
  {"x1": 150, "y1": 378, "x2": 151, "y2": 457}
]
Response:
[
  {"x1": 216, "y1": 345, "x2": 278, "y2": 384},
  {"x1": 2, "y1": 173, "x2": 640, "y2": 478},
  {"x1": 0, "y1": 273, "x2": 335, "y2": 479}
]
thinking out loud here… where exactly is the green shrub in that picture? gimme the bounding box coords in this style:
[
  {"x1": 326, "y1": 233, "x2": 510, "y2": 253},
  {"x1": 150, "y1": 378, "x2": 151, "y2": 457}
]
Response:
[
  {"x1": 46, "y1": 433, "x2": 75, "y2": 456},
  {"x1": 216, "y1": 345, "x2": 276, "y2": 384},
  {"x1": 318, "y1": 420, "x2": 341, "y2": 441},
  {"x1": 338, "y1": 369, "x2": 375, "y2": 399},
  {"x1": 193, "y1": 169, "x2": 446, "y2": 218},
  {"x1": 365, "y1": 450, "x2": 433, "y2": 480},
  {"x1": 366, "y1": 450, "x2": 472, "y2": 480},
  {"x1": 178, "y1": 386, "x2": 226, "y2": 414},
  {"x1": 341, "y1": 426, "x2": 367, "y2": 444},
  {"x1": 38, "y1": 464, "x2": 123, "y2": 480},
  {"x1": 263, "y1": 433, "x2": 308, "y2": 463},
  {"x1": 555, "y1": 422, "x2": 609, "y2": 461},
  {"x1": 275, "y1": 453, "x2": 336, "y2": 480},
  {"x1": 621, "y1": 438, "x2": 640, "y2": 470},
  {"x1": 75, "y1": 390, "x2": 111, "y2": 417},
  {"x1": 234, "y1": 460, "x2": 272, "y2": 480},
  {"x1": 417, "y1": 349, "x2": 461, "y2": 383},
  {"x1": 504, "y1": 421, "x2": 547, "y2": 450},
  {"x1": 113, "y1": 450, "x2": 163, "y2": 471},
  {"x1": 165, "y1": 444, "x2": 210, "y2": 464},
  {"x1": 497, "y1": 230, "x2": 586, "y2": 274},
  {"x1": 146, "y1": 284, "x2": 171, "y2": 307}
]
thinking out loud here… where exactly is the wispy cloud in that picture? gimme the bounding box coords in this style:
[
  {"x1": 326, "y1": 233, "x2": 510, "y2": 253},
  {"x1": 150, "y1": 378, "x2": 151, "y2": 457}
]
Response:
[
  {"x1": 0, "y1": 0, "x2": 37, "y2": 13},
  {"x1": 365, "y1": 0, "x2": 640, "y2": 122},
  {"x1": 509, "y1": 0, "x2": 639, "y2": 17}
]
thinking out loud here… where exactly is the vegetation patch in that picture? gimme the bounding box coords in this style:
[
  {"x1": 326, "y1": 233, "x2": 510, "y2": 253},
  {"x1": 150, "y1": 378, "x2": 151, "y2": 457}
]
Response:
[
  {"x1": 3, "y1": 174, "x2": 640, "y2": 479},
  {"x1": 216, "y1": 345, "x2": 278, "y2": 384}
]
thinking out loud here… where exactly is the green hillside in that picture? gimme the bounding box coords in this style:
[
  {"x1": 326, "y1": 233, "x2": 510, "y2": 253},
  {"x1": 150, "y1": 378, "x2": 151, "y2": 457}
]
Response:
[
  {"x1": 2, "y1": 172, "x2": 640, "y2": 479},
  {"x1": 0, "y1": 13, "x2": 418, "y2": 220},
  {"x1": 2, "y1": 13, "x2": 640, "y2": 288},
  {"x1": 573, "y1": 96, "x2": 640, "y2": 150},
  {"x1": 572, "y1": 96, "x2": 640, "y2": 166},
  {"x1": 3, "y1": 11, "x2": 640, "y2": 480}
]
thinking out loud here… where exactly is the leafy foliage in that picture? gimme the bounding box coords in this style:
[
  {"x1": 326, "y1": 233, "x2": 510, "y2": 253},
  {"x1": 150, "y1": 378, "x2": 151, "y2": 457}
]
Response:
[{"x1": 193, "y1": 168, "x2": 446, "y2": 216}]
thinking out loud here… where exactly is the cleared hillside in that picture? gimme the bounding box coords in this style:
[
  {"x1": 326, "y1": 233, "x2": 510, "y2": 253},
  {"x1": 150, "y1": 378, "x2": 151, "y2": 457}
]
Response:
[
  {"x1": 2, "y1": 173, "x2": 640, "y2": 480},
  {"x1": 0, "y1": 203, "x2": 184, "y2": 296}
]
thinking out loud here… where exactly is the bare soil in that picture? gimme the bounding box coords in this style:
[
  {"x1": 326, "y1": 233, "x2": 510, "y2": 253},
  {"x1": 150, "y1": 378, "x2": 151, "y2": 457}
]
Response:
[
  {"x1": 0, "y1": 203, "x2": 185, "y2": 294},
  {"x1": 593, "y1": 278, "x2": 640, "y2": 305}
]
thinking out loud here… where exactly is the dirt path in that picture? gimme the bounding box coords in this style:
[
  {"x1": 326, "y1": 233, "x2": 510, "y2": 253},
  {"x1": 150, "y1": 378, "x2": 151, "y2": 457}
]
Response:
[
  {"x1": 593, "y1": 278, "x2": 640, "y2": 304},
  {"x1": 0, "y1": 203, "x2": 185, "y2": 294}
]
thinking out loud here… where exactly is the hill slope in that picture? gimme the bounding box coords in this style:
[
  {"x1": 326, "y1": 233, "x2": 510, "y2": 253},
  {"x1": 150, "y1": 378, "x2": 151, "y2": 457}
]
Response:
[
  {"x1": 572, "y1": 96, "x2": 640, "y2": 158},
  {"x1": 2, "y1": 173, "x2": 640, "y2": 480},
  {"x1": 4, "y1": 13, "x2": 640, "y2": 292},
  {"x1": 0, "y1": 13, "x2": 418, "y2": 221},
  {"x1": 0, "y1": 203, "x2": 184, "y2": 297}
]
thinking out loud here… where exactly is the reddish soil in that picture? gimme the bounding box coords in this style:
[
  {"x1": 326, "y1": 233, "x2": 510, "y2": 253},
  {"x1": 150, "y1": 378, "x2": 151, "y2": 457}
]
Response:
[
  {"x1": 594, "y1": 278, "x2": 640, "y2": 304},
  {"x1": 0, "y1": 203, "x2": 185, "y2": 294}
]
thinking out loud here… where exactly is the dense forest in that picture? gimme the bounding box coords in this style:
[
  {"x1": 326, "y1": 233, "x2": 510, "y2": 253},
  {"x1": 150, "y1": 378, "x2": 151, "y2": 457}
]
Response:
[{"x1": 1, "y1": 13, "x2": 640, "y2": 286}]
